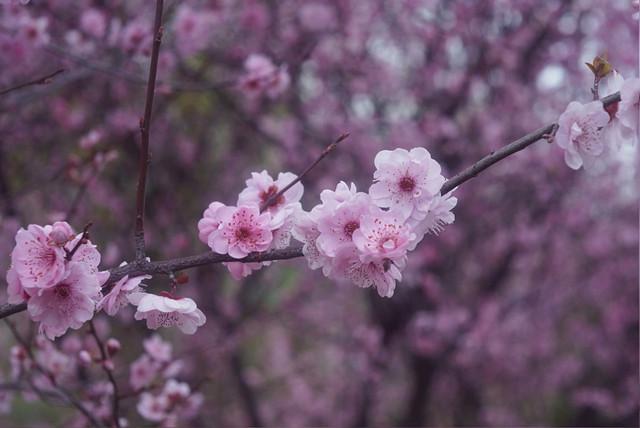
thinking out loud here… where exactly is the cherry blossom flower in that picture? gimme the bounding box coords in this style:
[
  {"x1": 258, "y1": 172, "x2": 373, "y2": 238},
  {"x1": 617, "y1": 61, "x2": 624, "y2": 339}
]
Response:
[
  {"x1": 292, "y1": 211, "x2": 331, "y2": 273},
  {"x1": 80, "y1": 8, "x2": 107, "y2": 39},
  {"x1": 128, "y1": 292, "x2": 206, "y2": 334},
  {"x1": 19, "y1": 15, "x2": 50, "y2": 46},
  {"x1": 223, "y1": 261, "x2": 265, "y2": 280},
  {"x1": 414, "y1": 191, "x2": 458, "y2": 236},
  {"x1": 98, "y1": 273, "x2": 151, "y2": 316},
  {"x1": 137, "y1": 379, "x2": 203, "y2": 423},
  {"x1": 26, "y1": 263, "x2": 101, "y2": 340},
  {"x1": 207, "y1": 205, "x2": 274, "y2": 258},
  {"x1": 143, "y1": 334, "x2": 172, "y2": 363},
  {"x1": 237, "y1": 170, "x2": 303, "y2": 218},
  {"x1": 369, "y1": 147, "x2": 445, "y2": 221},
  {"x1": 137, "y1": 391, "x2": 169, "y2": 422},
  {"x1": 130, "y1": 354, "x2": 160, "y2": 391},
  {"x1": 556, "y1": 101, "x2": 610, "y2": 170},
  {"x1": 315, "y1": 191, "x2": 372, "y2": 257},
  {"x1": 352, "y1": 208, "x2": 416, "y2": 261},
  {"x1": 332, "y1": 246, "x2": 405, "y2": 298},
  {"x1": 173, "y1": 5, "x2": 218, "y2": 57},
  {"x1": 197, "y1": 201, "x2": 226, "y2": 244},
  {"x1": 11, "y1": 225, "x2": 67, "y2": 291},
  {"x1": 238, "y1": 54, "x2": 290, "y2": 99}
]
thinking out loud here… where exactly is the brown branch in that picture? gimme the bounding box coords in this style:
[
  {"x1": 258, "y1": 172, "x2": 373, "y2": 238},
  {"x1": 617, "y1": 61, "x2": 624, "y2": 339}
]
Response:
[
  {"x1": 88, "y1": 320, "x2": 121, "y2": 428},
  {"x1": 260, "y1": 133, "x2": 350, "y2": 212},
  {"x1": 0, "y1": 69, "x2": 65, "y2": 97},
  {"x1": 134, "y1": 0, "x2": 164, "y2": 262},
  {"x1": 441, "y1": 91, "x2": 620, "y2": 194},
  {"x1": 65, "y1": 222, "x2": 93, "y2": 261},
  {"x1": 0, "y1": 91, "x2": 622, "y2": 320}
]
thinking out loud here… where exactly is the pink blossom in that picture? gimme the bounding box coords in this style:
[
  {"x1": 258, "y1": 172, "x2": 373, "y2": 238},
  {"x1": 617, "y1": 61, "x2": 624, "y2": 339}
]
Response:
[
  {"x1": 19, "y1": 16, "x2": 50, "y2": 46},
  {"x1": 173, "y1": 5, "x2": 218, "y2": 57},
  {"x1": 6, "y1": 266, "x2": 28, "y2": 304},
  {"x1": 223, "y1": 261, "x2": 265, "y2": 280},
  {"x1": 98, "y1": 273, "x2": 151, "y2": 316},
  {"x1": 292, "y1": 211, "x2": 331, "y2": 273},
  {"x1": 369, "y1": 147, "x2": 445, "y2": 221},
  {"x1": 333, "y1": 247, "x2": 405, "y2": 298},
  {"x1": 130, "y1": 354, "x2": 160, "y2": 391},
  {"x1": 128, "y1": 292, "x2": 206, "y2": 334},
  {"x1": 11, "y1": 225, "x2": 67, "y2": 291},
  {"x1": 315, "y1": 191, "x2": 372, "y2": 257},
  {"x1": 120, "y1": 19, "x2": 151, "y2": 56},
  {"x1": 352, "y1": 208, "x2": 416, "y2": 261},
  {"x1": 298, "y1": 2, "x2": 336, "y2": 32},
  {"x1": 137, "y1": 392, "x2": 169, "y2": 422},
  {"x1": 238, "y1": 54, "x2": 290, "y2": 99},
  {"x1": 80, "y1": 8, "x2": 107, "y2": 39},
  {"x1": 413, "y1": 191, "x2": 458, "y2": 236},
  {"x1": 207, "y1": 205, "x2": 273, "y2": 258},
  {"x1": 197, "y1": 201, "x2": 226, "y2": 244},
  {"x1": 237, "y1": 170, "x2": 303, "y2": 217},
  {"x1": 143, "y1": 334, "x2": 172, "y2": 363},
  {"x1": 556, "y1": 101, "x2": 610, "y2": 170},
  {"x1": 27, "y1": 263, "x2": 101, "y2": 340}
]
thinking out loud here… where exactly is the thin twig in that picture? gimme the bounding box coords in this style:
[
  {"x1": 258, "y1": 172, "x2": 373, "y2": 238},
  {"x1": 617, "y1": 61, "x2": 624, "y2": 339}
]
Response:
[
  {"x1": 4, "y1": 320, "x2": 105, "y2": 427},
  {"x1": 0, "y1": 91, "x2": 622, "y2": 321},
  {"x1": 0, "y1": 69, "x2": 65, "y2": 97},
  {"x1": 260, "y1": 133, "x2": 350, "y2": 212},
  {"x1": 134, "y1": 0, "x2": 164, "y2": 262},
  {"x1": 88, "y1": 320, "x2": 121, "y2": 428},
  {"x1": 65, "y1": 222, "x2": 93, "y2": 261}
]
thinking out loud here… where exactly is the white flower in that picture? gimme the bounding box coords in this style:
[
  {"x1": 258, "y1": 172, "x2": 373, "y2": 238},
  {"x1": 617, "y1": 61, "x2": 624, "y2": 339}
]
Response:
[{"x1": 128, "y1": 292, "x2": 206, "y2": 334}]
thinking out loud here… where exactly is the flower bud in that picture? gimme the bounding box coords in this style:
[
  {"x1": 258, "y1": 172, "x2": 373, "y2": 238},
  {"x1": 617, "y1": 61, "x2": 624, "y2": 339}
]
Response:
[
  {"x1": 49, "y1": 221, "x2": 73, "y2": 246},
  {"x1": 78, "y1": 350, "x2": 93, "y2": 364},
  {"x1": 106, "y1": 338, "x2": 121, "y2": 356}
]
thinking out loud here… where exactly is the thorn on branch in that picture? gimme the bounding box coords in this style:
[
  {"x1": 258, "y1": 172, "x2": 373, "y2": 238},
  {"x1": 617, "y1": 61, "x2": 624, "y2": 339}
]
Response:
[{"x1": 260, "y1": 132, "x2": 350, "y2": 212}]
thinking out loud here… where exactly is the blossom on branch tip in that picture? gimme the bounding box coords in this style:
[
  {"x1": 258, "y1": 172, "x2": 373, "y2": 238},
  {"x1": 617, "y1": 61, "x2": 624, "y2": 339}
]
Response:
[
  {"x1": 556, "y1": 101, "x2": 609, "y2": 170},
  {"x1": 369, "y1": 147, "x2": 445, "y2": 222},
  {"x1": 128, "y1": 292, "x2": 206, "y2": 334}
]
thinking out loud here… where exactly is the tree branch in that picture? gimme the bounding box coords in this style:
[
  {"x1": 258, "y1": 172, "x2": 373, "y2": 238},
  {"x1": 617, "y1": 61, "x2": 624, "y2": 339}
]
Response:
[
  {"x1": 134, "y1": 0, "x2": 164, "y2": 261},
  {"x1": 0, "y1": 69, "x2": 65, "y2": 97},
  {"x1": 0, "y1": 91, "x2": 621, "y2": 320},
  {"x1": 88, "y1": 320, "x2": 121, "y2": 428},
  {"x1": 260, "y1": 133, "x2": 350, "y2": 212}
]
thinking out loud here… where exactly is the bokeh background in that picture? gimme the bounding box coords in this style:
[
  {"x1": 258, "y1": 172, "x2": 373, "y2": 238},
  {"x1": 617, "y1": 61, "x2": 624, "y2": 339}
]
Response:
[{"x1": 0, "y1": 0, "x2": 638, "y2": 426}]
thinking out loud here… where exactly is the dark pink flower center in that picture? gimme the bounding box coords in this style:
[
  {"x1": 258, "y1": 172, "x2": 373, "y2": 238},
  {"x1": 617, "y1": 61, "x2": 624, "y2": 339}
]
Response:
[
  {"x1": 235, "y1": 227, "x2": 251, "y2": 240},
  {"x1": 54, "y1": 284, "x2": 71, "y2": 299},
  {"x1": 343, "y1": 221, "x2": 359, "y2": 238},
  {"x1": 259, "y1": 185, "x2": 284, "y2": 207},
  {"x1": 399, "y1": 176, "x2": 415, "y2": 192}
]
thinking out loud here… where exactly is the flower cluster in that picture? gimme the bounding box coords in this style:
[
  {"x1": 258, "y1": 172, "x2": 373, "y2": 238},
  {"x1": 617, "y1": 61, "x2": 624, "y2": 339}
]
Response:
[
  {"x1": 130, "y1": 335, "x2": 203, "y2": 425},
  {"x1": 293, "y1": 147, "x2": 457, "y2": 297},
  {"x1": 6, "y1": 222, "x2": 107, "y2": 339},
  {"x1": 556, "y1": 74, "x2": 639, "y2": 170},
  {"x1": 198, "y1": 170, "x2": 303, "y2": 279},
  {"x1": 238, "y1": 53, "x2": 291, "y2": 99}
]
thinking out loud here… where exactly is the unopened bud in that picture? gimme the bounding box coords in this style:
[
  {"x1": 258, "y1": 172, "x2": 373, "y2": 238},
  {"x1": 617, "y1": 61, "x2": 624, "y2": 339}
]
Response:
[
  {"x1": 106, "y1": 338, "x2": 121, "y2": 356},
  {"x1": 49, "y1": 222, "x2": 73, "y2": 246},
  {"x1": 103, "y1": 359, "x2": 115, "y2": 371},
  {"x1": 78, "y1": 350, "x2": 92, "y2": 364}
]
